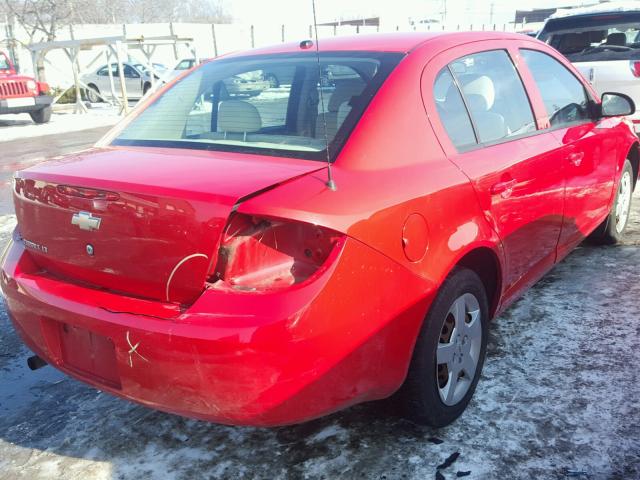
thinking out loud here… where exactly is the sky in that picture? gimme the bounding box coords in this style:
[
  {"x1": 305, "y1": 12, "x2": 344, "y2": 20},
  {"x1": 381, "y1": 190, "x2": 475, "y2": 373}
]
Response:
[{"x1": 228, "y1": 0, "x2": 600, "y2": 26}]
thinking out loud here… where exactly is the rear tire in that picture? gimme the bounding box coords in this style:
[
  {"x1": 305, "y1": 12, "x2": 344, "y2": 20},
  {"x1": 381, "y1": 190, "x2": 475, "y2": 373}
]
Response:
[
  {"x1": 143, "y1": 82, "x2": 151, "y2": 95},
  {"x1": 590, "y1": 159, "x2": 634, "y2": 245},
  {"x1": 86, "y1": 84, "x2": 101, "y2": 103},
  {"x1": 29, "y1": 105, "x2": 51, "y2": 124},
  {"x1": 398, "y1": 267, "x2": 489, "y2": 427}
]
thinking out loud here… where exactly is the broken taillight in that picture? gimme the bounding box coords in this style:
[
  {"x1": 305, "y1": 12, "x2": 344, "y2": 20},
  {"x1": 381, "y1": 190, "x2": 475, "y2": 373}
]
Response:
[{"x1": 213, "y1": 213, "x2": 345, "y2": 291}]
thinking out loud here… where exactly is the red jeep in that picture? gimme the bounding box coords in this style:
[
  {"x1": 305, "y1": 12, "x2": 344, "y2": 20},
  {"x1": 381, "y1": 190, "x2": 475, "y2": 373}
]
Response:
[{"x1": 0, "y1": 51, "x2": 53, "y2": 124}]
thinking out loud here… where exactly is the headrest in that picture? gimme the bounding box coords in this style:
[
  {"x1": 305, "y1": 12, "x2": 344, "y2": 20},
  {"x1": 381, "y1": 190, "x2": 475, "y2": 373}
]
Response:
[
  {"x1": 559, "y1": 32, "x2": 590, "y2": 52},
  {"x1": 218, "y1": 100, "x2": 262, "y2": 133},
  {"x1": 466, "y1": 94, "x2": 489, "y2": 112},
  {"x1": 459, "y1": 75, "x2": 495, "y2": 110},
  {"x1": 328, "y1": 80, "x2": 365, "y2": 112},
  {"x1": 605, "y1": 32, "x2": 626, "y2": 46}
]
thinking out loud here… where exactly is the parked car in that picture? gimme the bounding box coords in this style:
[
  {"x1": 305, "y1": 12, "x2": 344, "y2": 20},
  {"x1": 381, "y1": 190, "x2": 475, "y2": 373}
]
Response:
[
  {"x1": 163, "y1": 58, "x2": 198, "y2": 83},
  {"x1": 0, "y1": 50, "x2": 52, "y2": 123},
  {"x1": 81, "y1": 62, "x2": 167, "y2": 102},
  {"x1": 2, "y1": 32, "x2": 637, "y2": 427},
  {"x1": 262, "y1": 64, "x2": 351, "y2": 88},
  {"x1": 537, "y1": 2, "x2": 640, "y2": 133}
]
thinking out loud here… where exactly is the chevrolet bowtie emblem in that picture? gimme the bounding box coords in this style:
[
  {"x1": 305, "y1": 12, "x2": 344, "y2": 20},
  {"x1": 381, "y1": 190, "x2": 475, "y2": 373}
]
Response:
[{"x1": 71, "y1": 211, "x2": 102, "y2": 231}]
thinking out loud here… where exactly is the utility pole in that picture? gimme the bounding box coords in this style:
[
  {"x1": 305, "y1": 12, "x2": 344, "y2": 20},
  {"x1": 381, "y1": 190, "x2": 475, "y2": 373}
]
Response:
[{"x1": 489, "y1": 2, "x2": 495, "y2": 26}]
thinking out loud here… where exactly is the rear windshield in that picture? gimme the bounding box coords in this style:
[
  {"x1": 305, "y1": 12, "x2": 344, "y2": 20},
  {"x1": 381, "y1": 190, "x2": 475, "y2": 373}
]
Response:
[
  {"x1": 538, "y1": 12, "x2": 640, "y2": 62},
  {"x1": 113, "y1": 51, "x2": 403, "y2": 161}
]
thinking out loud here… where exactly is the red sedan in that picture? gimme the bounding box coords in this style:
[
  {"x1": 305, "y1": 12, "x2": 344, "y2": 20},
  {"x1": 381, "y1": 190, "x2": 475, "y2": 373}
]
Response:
[{"x1": 1, "y1": 32, "x2": 637, "y2": 427}]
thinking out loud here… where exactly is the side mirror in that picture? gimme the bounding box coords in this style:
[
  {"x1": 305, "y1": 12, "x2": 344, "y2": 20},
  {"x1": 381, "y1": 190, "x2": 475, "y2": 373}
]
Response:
[{"x1": 601, "y1": 92, "x2": 635, "y2": 117}]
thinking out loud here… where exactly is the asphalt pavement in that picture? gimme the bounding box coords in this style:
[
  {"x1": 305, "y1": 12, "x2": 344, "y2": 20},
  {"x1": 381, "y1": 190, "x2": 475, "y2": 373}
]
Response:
[{"x1": 0, "y1": 126, "x2": 112, "y2": 217}]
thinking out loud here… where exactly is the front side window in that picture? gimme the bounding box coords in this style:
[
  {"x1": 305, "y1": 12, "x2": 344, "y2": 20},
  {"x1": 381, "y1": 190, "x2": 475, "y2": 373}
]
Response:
[
  {"x1": 520, "y1": 49, "x2": 590, "y2": 128},
  {"x1": 113, "y1": 52, "x2": 403, "y2": 161},
  {"x1": 177, "y1": 59, "x2": 194, "y2": 70},
  {"x1": 450, "y1": 50, "x2": 537, "y2": 144}
]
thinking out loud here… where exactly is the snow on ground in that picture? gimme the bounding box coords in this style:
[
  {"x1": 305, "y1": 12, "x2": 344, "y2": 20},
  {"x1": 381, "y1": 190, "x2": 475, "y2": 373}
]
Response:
[
  {"x1": 0, "y1": 196, "x2": 639, "y2": 479},
  {"x1": 0, "y1": 214, "x2": 17, "y2": 238},
  {"x1": 0, "y1": 107, "x2": 121, "y2": 143}
]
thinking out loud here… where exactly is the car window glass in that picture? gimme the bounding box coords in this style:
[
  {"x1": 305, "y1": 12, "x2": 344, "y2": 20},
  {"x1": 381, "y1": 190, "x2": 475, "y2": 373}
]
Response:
[
  {"x1": 124, "y1": 65, "x2": 139, "y2": 78},
  {"x1": 114, "y1": 52, "x2": 401, "y2": 161},
  {"x1": 97, "y1": 66, "x2": 108, "y2": 76},
  {"x1": 520, "y1": 49, "x2": 590, "y2": 128},
  {"x1": 539, "y1": 13, "x2": 640, "y2": 62},
  {"x1": 433, "y1": 68, "x2": 476, "y2": 149},
  {"x1": 449, "y1": 50, "x2": 537, "y2": 144}
]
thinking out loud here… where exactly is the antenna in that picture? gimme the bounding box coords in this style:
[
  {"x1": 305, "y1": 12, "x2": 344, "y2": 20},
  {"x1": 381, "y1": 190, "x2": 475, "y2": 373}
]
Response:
[{"x1": 311, "y1": 0, "x2": 337, "y2": 191}]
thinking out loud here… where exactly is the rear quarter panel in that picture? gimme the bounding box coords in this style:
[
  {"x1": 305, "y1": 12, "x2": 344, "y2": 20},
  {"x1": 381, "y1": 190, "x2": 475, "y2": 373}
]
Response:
[{"x1": 238, "y1": 43, "x2": 505, "y2": 300}]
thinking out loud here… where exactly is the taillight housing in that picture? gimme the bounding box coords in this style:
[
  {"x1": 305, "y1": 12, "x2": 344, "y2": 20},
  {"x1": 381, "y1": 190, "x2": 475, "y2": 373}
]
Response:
[
  {"x1": 213, "y1": 213, "x2": 345, "y2": 291},
  {"x1": 630, "y1": 61, "x2": 640, "y2": 78}
]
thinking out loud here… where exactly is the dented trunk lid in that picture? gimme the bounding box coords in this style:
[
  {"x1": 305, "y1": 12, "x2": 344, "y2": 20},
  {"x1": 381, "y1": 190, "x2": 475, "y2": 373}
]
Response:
[{"x1": 13, "y1": 147, "x2": 321, "y2": 304}]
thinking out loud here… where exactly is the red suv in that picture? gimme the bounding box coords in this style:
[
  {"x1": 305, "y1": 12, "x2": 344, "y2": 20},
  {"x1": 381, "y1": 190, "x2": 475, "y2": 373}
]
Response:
[
  {"x1": 1, "y1": 32, "x2": 637, "y2": 427},
  {"x1": 0, "y1": 51, "x2": 52, "y2": 124}
]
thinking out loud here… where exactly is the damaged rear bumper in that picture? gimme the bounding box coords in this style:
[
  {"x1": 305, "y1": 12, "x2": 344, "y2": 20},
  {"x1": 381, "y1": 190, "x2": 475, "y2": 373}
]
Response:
[{"x1": 1, "y1": 232, "x2": 433, "y2": 426}]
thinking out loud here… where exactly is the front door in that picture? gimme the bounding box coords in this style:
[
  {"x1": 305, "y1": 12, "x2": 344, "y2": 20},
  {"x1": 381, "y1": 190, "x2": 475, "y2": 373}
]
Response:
[{"x1": 519, "y1": 49, "x2": 617, "y2": 255}]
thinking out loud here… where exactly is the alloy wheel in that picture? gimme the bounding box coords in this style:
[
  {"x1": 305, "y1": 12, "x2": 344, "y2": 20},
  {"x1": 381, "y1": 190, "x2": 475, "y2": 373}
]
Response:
[
  {"x1": 436, "y1": 293, "x2": 483, "y2": 406},
  {"x1": 615, "y1": 170, "x2": 632, "y2": 233}
]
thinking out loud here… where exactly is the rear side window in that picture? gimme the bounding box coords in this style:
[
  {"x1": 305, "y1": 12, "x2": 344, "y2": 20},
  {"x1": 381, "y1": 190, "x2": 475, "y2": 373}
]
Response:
[
  {"x1": 433, "y1": 68, "x2": 476, "y2": 149},
  {"x1": 435, "y1": 50, "x2": 536, "y2": 148},
  {"x1": 520, "y1": 49, "x2": 590, "y2": 128}
]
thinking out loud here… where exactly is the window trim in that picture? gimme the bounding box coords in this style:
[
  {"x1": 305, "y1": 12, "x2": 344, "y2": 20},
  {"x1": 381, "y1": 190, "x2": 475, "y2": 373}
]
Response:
[
  {"x1": 435, "y1": 48, "x2": 540, "y2": 153},
  {"x1": 447, "y1": 65, "x2": 480, "y2": 145},
  {"x1": 518, "y1": 48, "x2": 597, "y2": 133}
]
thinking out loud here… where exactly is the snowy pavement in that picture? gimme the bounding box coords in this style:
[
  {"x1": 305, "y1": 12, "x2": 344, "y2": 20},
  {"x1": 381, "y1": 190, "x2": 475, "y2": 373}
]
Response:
[{"x1": 1, "y1": 193, "x2": 639, "y2": 478}]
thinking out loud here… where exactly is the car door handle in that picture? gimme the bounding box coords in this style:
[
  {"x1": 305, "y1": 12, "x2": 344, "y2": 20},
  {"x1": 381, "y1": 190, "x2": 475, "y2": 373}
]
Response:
[
  {"x1": 491, "y1": 179, "x2": 517, "y2": 198},
  {"x1": 568, "y1": 151, "x2": 584, "y2": 167}
]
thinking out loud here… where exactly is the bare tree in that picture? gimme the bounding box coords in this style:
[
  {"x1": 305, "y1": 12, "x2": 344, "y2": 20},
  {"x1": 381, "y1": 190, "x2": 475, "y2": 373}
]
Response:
[
  {"x1": 3, "y1": 0, "x2": 78, "y2": 80},
  {"x1": 179, "y1": 0, "x2": 232, "y2": 23},
  {"x1": 3, "y1": 0, "x2": 231, "y2": 78}
]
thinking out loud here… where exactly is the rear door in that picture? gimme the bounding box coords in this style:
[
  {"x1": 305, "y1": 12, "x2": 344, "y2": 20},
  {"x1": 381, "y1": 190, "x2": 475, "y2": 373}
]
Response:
[
  {"x1": 518, "y1": 48, "x2": 618, "y2": 255},
  {"x1": 423, "y1": 40, "x2": 565, "y2": 300}
]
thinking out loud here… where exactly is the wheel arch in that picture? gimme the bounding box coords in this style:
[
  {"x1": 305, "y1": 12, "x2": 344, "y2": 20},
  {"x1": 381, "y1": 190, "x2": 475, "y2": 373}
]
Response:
[
  {"x1": 627, "y1": 141, "x2": 639, "y2": 190},
  {"x1": 452, "y1": 246, "x2": 503, "y2": 319}
]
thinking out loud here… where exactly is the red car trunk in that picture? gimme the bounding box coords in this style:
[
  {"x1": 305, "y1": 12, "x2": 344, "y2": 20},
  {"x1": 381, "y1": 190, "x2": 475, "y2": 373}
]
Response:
[{"x1": 13, "y1": 147, "x2": 321, "y2": 304}]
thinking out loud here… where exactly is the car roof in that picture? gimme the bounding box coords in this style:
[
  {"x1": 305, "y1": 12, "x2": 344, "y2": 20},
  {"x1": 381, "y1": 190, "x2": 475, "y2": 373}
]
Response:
[{"x1": 221, "y1": 31, "x2": 531, "y2": 58}]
